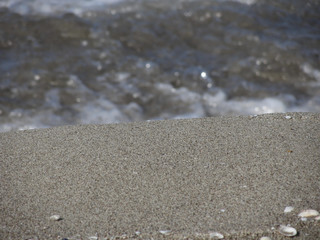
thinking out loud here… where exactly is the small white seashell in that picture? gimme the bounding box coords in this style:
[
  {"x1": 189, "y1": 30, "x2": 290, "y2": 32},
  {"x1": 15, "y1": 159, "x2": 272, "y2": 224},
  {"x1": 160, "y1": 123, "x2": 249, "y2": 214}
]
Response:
[
  {"x1": 284, "y1": 115, "x2": 292, "y2": 119},
  {"x1": 277, "y1": 225, "x2": 297, "y2": 237},
  {"x1": 88, "y1": 237, "x2": 98, "y2": 240},
  {"x1": 49, "y1": 215, "x2": 62, "y2": 221},
  {"x1": 159, "y1": 230, "x2": 171, "y2": 235},
  {"x1": 209, "y1": 231, "x2": 224, "y2": 239},
  {"x1": 298, "y1": 209, "x2": 320, "y2": 218},
  {"x1": 260, "y1": 237, "x2": 272, "y2": 240},
  {"x1": 284, "y1": 206, "x2": 294, "y2": 213}
]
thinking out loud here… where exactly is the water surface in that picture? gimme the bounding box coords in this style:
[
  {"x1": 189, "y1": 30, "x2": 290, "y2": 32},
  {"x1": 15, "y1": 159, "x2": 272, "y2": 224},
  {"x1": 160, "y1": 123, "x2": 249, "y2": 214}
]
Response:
[{"x1": 0, "y1": 0, "x2": 319, "y2": 131}]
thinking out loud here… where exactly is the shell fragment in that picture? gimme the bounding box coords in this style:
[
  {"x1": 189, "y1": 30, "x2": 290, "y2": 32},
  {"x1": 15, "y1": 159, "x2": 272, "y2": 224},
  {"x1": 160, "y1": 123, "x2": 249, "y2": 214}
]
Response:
[
  {"x1": 159, "y1": 230, "x2": 171, "y2": 235},
  {"x1": 277, "y1": 225, "x2": 297, "y2": 237},
  {"x1": 49, "y1": 215, "x2": 62, "y2": 221},
  {"x1": 260, "y1": 237, "x2": 272, "y2": 240},
  {"x1": 298, "y1": 209, "x2": 320, "y2": 218},
  {"x1": 284, "y1": 206, "x2": 294, "y2": 213},
  {"x1": 209, "y1": 231, "x2": 224, "y2": 239}
]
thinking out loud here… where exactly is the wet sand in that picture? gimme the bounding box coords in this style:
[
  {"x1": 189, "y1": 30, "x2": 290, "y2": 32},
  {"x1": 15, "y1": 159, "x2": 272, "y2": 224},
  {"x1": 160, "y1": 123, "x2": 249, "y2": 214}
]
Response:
[{"x1": 1, "y1": 113, "x2": 319, "y2": 239}]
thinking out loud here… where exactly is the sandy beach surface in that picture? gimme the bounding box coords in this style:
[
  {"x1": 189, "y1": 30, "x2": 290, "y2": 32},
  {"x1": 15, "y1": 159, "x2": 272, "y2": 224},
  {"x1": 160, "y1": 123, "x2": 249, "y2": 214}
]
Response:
[{"x1": 1, "y1": 113, "x2": 319, "y2": 239}]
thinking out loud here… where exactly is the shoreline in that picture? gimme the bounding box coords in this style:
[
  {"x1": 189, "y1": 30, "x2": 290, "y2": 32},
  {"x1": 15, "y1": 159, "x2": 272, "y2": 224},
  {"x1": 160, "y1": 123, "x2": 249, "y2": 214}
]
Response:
[{"x1": 1, "y1": 113, "x2": 319, "y2": 239}]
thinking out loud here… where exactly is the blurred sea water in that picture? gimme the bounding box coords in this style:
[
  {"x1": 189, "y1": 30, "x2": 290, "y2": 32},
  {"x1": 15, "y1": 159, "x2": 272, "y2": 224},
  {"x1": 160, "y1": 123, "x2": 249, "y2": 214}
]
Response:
[{"x1": 0, "y1": 0, "x2": 319, "y2": 131}]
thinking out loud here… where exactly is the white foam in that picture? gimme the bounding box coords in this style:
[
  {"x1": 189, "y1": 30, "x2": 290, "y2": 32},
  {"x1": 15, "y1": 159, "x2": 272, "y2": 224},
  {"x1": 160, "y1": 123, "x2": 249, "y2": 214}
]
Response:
[
  {"x1": 45, "y1": 89, "x2": 61, "y2": 109},
  {"x1": 76, "y1": 98, "x2": 128, "y2": 124},
  {"x1": 302, "y1": 63, "x2": 320, "y2": 86},
  {"x1": 1, "y1": 85, "x2": 318, "y2": 132},
  {"x1": 153, "y1": 84, "x2": 296, "y2": 119},
  {"x1": 203, "y1": 90, "x2": 287, "y2": 115},
  {"x1": 234, "y1": 0, "x2": 256, "y2": 5},
  {"x1": 0, "y1": 109, "x2": 61, "y2": 132},
  {"x1": 0, "y1": 0, "x2": 257, "y2": 16},
  {"x1": 0, "y1": 0, "x2": 125, "y2": 15},
  {"x1": 154, "y1": 83, "x2": 206, "y2": 119}
]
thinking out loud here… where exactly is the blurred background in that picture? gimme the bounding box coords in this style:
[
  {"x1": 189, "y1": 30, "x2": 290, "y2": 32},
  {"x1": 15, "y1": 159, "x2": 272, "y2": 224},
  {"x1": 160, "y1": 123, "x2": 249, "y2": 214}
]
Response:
[{"x1": 0, "y1": 0, "x2": 319, "y2": 132}]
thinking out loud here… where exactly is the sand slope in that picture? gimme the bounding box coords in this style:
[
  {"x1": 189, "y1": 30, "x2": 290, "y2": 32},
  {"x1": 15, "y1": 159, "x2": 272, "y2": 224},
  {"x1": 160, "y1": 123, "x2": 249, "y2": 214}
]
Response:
[{"x1": 1, "y1": 113, "x2": 319, "y2": 239}]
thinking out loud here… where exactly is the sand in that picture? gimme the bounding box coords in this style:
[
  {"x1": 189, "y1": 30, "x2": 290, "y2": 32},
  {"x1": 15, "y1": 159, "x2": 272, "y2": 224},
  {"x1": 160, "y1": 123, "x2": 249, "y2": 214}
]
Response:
[{"x1": 1, "y1": 113, "x2": 319, "y2": 239}]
